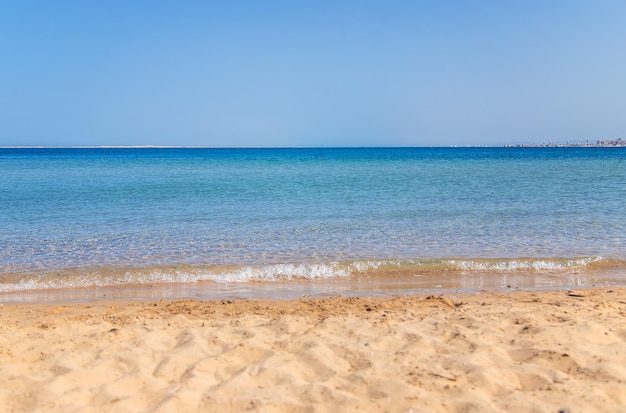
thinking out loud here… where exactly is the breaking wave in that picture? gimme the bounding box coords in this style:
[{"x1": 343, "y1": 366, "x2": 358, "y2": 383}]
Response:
[{"x1": 0, "y1": 256, "x2": 621, "y2": 293}]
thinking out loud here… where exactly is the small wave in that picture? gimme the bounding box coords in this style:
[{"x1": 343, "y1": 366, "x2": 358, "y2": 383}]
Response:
[
  {"x1": 445, "y1": 257, "x2": 605, "y2": 271},
  {"x1": 199, "y1": 263, "x2": 355, "y2": 283},
  {"x1": 0, "y1": 256, "x2": 619, "y2": 293},
  {"x1": 0, "y1": 262, "x2": 376, "y2": 293}
]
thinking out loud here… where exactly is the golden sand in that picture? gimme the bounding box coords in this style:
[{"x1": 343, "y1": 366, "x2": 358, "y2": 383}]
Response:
[{"x1": 1, "y1": 288, "x2": 625, "y2": 412}]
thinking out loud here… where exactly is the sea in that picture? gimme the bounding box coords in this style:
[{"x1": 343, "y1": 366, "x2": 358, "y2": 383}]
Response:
[{"x1": 1, "y1": 147, "x2": 625, "y2": 302}]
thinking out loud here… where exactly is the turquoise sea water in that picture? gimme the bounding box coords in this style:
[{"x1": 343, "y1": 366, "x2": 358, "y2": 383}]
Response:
[{"x1": 1, "y1": 147, "x2": 625, "y2": 298}]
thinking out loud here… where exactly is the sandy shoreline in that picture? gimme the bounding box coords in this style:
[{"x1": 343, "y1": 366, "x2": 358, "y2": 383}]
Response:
[{"x1": 1, "y1": 288, "x2": 625, "y2": 412}]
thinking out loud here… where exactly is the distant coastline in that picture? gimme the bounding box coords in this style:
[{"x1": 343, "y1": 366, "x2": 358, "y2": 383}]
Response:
[
  {"x1": 504, "y1": 138, "x2": 625, "y2": 148},
  {"x1": 1, "y1": 140, "x2": 625, "y2": 149}
]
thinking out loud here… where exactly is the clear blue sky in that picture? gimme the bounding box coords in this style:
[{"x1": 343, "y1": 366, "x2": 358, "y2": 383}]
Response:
[{"x1": 1, "y1": 1, "x2": 625, "y2": 147}]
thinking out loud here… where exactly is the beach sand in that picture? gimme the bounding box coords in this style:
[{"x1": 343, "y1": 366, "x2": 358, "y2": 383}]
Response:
[{"x1": 1, "y1": 288, "x2": 625, "y2": 412}]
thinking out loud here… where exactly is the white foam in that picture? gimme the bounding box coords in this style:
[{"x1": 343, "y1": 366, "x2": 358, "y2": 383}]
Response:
[
  {"x1": 447, "y1": 257, "x2": 603, "y2": 271},
  {"x1": 0, "y1": 257, "x2": 608, "y2": 293},
  {"x1": 0, "y1": 262, "x2": 361, "y2": 292},
  {"x1": 200, "y1": 263, "x2": 354, "y2": 283}
]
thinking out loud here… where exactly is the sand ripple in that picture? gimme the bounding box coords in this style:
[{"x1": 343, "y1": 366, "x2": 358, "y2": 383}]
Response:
[{"x1": 1, "y1": 289, "x2": 625, "y2": 412}]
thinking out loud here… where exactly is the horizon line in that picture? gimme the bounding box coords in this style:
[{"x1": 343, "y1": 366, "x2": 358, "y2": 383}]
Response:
[{"x1": 0, "y1": 145, "x2": 497, "y2": 149}]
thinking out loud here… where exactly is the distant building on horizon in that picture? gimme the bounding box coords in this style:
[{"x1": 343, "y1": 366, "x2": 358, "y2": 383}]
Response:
[
  {"x1": 504, "y1": 138, "x2": 625, "y2": 148},
  {"x1": 596, "y1": 138, "x2": 625, "y2": 147}
]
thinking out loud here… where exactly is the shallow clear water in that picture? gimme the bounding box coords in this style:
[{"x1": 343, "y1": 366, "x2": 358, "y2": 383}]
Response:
[{"x1": 1, "y1": 147, "x2": 625, "y2": 294}]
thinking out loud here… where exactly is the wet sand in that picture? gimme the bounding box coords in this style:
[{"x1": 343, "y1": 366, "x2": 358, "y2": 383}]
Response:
[{"x1": 1, "y1": 287, "x2": 625, "y2": 412}]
